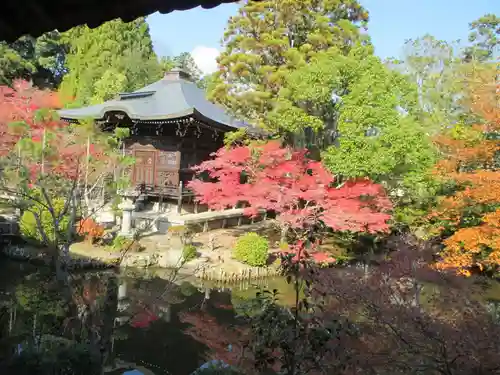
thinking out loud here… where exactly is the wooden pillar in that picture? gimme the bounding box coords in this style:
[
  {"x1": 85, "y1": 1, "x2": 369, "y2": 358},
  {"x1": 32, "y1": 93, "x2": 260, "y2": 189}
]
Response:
[{"x1": 177, "y1": 181, "x2": 183, "y2": 215}]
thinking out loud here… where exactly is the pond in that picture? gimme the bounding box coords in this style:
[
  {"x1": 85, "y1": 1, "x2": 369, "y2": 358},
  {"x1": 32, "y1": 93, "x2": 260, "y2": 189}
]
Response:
[
  {"x1": 0, "y1": 258, "x2": 297, "y2": 375},
  {"x1": 2, "y1": 255, "x2": 500, "y2": 375}
]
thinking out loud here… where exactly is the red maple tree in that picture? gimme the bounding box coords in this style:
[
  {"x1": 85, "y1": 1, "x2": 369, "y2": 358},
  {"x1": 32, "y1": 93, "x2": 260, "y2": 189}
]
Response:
[
  {"x1": 0, "y1": 81, "x2": 116, "y2": 276},
  {"x1": 0, "y1": 80, "x2": 61, "y2": 155},
  {"x1": 179, "y1": 310, "x2": 250, "y2": 369},
  {"x1": 188, "y1": 140, "x2": 392, "y2": 233},
  {"x1": 0, "y1": 80, "x2": 106, "y2": 184}
]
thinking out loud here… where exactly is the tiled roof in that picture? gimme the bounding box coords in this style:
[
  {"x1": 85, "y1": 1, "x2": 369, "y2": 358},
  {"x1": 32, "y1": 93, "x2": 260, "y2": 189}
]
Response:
[{"x1": 58, "y1": 69, "x2": 249, "y2": 130}]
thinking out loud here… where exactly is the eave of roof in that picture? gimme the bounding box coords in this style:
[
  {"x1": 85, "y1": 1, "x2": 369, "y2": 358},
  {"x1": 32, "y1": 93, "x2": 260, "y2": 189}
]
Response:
[
  {"x1": 0, "y1": 0, "x2": 245, "y2": 42},
  {"x1": 58, "y1": 72, "x2": 250, "y2": 131}
]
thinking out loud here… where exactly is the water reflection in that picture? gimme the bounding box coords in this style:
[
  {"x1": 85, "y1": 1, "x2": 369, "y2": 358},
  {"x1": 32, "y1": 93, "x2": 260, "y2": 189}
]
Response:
[{"x1": 0, "y1": 259, "x2": 293, "y2": 375}]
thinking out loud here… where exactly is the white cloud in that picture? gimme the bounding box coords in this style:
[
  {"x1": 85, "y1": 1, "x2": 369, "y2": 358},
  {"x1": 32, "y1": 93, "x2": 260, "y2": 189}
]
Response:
[{"x1": 191, "y1": 45, "x2": 220, "y2": 76}]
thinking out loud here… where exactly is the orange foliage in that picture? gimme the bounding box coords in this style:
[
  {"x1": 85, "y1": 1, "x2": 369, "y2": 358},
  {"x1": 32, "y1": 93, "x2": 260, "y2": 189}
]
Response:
[
  {"x1": 77, "y1": 218, "x2": 105, "y2": 243},
  {"x1": 431, "y1": 66, "x2": 500, "y2": 275}
]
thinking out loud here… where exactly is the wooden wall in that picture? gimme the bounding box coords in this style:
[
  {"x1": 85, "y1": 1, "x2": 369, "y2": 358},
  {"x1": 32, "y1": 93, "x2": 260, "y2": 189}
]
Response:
[{"x1": 123, "y1": 129, "x2": 223, "y2": 195}]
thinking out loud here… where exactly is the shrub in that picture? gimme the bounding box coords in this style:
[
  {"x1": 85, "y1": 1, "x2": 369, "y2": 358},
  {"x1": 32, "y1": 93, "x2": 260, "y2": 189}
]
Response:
[
  {"x1": 76, "y1": 218, "x2": 104, "y2": 244},
  {"x1": 233, "y1": 232, "x2": 269, "y2": 267},
  {"x1": 20, "y1": 196, "x2": 71, "y2": 246},
  {"x1": 110, "y1": 235, "x2": 144, "y2": 252},
  {"x1": 179, "y1": 281, "x2": 198, "y2": 297},
  {"x1": 182, "y1": 244, "x2": 197, "y2": 262}
]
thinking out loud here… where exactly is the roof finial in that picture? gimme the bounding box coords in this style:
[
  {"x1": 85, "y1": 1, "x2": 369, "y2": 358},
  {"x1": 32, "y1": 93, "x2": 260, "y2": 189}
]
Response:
[{"x1": 164, "y1": 68, "x2": 192, "y2": 81}]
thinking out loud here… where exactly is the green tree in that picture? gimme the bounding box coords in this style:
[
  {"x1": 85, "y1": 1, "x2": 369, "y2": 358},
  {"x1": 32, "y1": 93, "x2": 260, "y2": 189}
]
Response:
[
  {"x1": 464, "y1": 13, "x2": 499, "y2": 62},
  {"x1": 91, "y1": 69, "x2": 127, "y2": 104},
  {"x1": 173, "y1": 52, "x2": 202, "y2": 81},
  {"x1": 289, "y1": 46, "x2": 437, "y2": 196},
  {"x1": 0, "y1": 43, "x2": 35, "y2": 85},
  {"x1": 197, "y1": 71, "x2": 217, "y2": 90},
  {"x1": 159, "y1": 56, "x2": 176, "y2": 73},
  {"x1": 118, "y1": 50, "x2": 165, "y2": 92},
  {"x1": 211, "y1": 0, "x2": 436, "y2": 203},
  {"x1": 60, "y1": 18, "x2": 160, "y2": 106},
  {"x1": 390, "y1": 35, "x2": 466, "y2": 133},
  {"x1": 209, "y1": 0, "x2": 369, "y2": 133},
  {"x1": 0, "y1": 31, "x2": 67, "y2": 88}
]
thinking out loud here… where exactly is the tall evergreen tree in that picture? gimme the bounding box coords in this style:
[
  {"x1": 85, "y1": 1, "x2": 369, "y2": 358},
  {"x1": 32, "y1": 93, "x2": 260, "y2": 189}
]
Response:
[
  {"x1": 209, "y1": 0, "x2": 438, "y2": 207},
  {"x1": 208, "y1": 0, "x2": 369, "y2": 133},
  {"x1": 0, "y1": 31, "x2": 68, "y2": 88},
  {"x1": 464, "y1": 13, "x2": 499, "y2": 62},
  {"x1": 173, "y1": 52, "x2": 202, "y2": 81},
  {"x1": 0, "y1": 43, "x2": 35, "y2": 86},
  {"x1": 60, "y1": 18, "x2": 160, "y2": 106}
]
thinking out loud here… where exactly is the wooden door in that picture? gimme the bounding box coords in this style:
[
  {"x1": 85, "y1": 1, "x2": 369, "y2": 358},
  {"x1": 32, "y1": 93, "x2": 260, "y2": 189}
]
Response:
[
  {"x1": 157, "y1": 151, "x2": 180, "y2": 188},
  {"x1": 133, "y1": 150, "x2": 156, "y2": 186}
]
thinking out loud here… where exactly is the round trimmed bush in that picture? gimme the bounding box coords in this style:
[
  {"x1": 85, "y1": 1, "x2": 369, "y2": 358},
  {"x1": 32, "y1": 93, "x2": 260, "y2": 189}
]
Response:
[{"x1": 233, "y1": 232, "x2": 269, "y2": 267}]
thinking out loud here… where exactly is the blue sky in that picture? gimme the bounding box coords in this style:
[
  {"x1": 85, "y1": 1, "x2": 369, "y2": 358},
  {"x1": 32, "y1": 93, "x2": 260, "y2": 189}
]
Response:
[{"x1": 147, "y1": 0, "x2": 499, "y2": 74}]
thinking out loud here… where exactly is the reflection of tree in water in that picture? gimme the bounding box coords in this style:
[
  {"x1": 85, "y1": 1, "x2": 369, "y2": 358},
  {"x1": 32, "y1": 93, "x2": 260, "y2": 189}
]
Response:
[
  {"x1": 0, "y1": 268, "x2": 102, "y2": 374},
  {"x1": 112, "y1": 275, "x2": 231, "y2": 375},
  {"x1": 0, "y1": 262, "x2": 252, "y2": 375}
]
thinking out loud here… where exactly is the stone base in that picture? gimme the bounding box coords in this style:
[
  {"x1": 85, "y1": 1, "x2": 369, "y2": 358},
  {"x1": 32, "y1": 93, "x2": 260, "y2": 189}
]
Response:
[
  {"x1": 95, "y1": 210, "x2": 116, "y2": 229},
  {"x1": 157, "y1": 248, "x2": 184, "y2": 268},
  {"x1": 118, "y1": 231, "x2": 135, "y2": 239}
]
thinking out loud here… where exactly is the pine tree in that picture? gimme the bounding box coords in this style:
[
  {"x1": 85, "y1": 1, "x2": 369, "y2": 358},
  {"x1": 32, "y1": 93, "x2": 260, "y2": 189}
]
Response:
[
  {"x1": 60, "y1": 18, "x2": 160, "y2": 106},
  {"x1": 173, "y1": 52, "x2": 202, "y2": 81},
  {"x1": 464, "y1": 13, "x2": 499, "y2": 62},
  {"x1": 0, "y1": 31, "x2": 67, "y2": 88},
  {"x1": 210, "y1": 1, "x2": 435, "y2": 197},
  {"x1": 209, "y1": 0, "x2": 369, "y2": 132}
]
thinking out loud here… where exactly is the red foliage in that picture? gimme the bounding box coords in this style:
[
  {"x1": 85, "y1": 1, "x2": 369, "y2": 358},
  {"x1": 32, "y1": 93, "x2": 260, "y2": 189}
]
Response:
[
  {"x1": 0, "y1": 80, "x2": 104, "y2": 182},
  {"x1": 130, "y1": 307, "x2": 159, "y2": 328},
  {"x1": 0, "y1": 80, "x2": 61, "y2": 154},
  {"x1": 77, "y1": 218, "x2": 105, "y2": 243},
  {"x1": 178, "y1": 310, "x2": 250, "y2": 368},
  {"x1": 188, "y1": 141, "x2": 392, "y2": 233},
  {"x1": 280, "y1": 240, "x2": 337, "y2": 265}
]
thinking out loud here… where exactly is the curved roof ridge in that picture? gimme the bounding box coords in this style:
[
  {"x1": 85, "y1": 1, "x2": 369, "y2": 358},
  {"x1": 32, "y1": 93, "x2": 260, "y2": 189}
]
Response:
[{"x1": 58, "y1": 75, "x2": 250, "y2": 130}]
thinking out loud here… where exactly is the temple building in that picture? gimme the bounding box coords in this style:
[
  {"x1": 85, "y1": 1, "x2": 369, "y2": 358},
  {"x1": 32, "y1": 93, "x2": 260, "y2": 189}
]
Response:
[
  {"x1": 59, "y1": 69, "x2": 249, "y2": 201},
  {"x1": 58, "y1": 69, "x2": 265, "y2": 234}
]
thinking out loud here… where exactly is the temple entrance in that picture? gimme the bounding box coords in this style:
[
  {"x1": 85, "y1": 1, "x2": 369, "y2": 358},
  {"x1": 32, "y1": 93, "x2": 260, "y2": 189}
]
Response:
[{"x1": 133, "y1": 150, "x2": 156, "y2": 187}]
